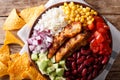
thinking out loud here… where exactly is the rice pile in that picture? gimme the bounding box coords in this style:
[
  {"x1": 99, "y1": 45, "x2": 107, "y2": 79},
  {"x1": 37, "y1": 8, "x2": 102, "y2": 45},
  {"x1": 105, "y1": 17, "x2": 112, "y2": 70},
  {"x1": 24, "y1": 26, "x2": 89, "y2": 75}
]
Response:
[{"x1": 34, "y1": 6, "x2": 67, "y2": 35}]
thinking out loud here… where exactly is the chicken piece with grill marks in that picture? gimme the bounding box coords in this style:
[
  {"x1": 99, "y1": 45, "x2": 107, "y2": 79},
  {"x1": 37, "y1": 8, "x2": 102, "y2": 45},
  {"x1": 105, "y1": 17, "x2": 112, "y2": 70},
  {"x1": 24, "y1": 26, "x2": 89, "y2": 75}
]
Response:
[
  {"x1": 63, "y1": 22, "x2": 82, "y2": 37},
  {"x1": 55, "y1": 33, "x2": 88, "y2": 62},
  {"x1": 48, "y1": 32, "x2": 66, "y2": 59},
  {"x1": 48, "y1": 22, "x2": 82, "y2": 58}
]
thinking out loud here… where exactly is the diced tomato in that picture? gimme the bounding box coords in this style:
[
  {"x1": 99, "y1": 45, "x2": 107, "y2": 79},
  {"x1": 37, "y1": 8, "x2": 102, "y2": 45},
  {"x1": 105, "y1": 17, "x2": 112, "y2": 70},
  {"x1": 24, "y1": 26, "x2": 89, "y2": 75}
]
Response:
[
  {"x1": 99, "y1": 42, "x2": 112, "y2": 55},
  {"x1": 94, "y1": 31, "x2": 104, "y2": 37},
  {"x1": 92, "y1": 46, "x2": 99, "y2": 53},
  {"x1": 99, "y1": 43, "x2": 104, "y2": 51},
  {"x1": 94, "y1": 31, "x2": 99, "y2": 37},
  {"x1": 97, "y1": 27, "x2": 106, "y2": 34},
  {"x1": 90, "y1": 39, "x2": 97, "y2": 47},
  {"x1": 103, "y1": 33, "x2": 110, "y2": 41},
  {"x1": 96, "y1": 22, "x2": 104, "y2": 29},
  {"x1": 94, "y1": 31, "x2": 104, "y2": 43},
  {"x1": 88, "y1": 22, "x2": 95, "y2": 30},
  {"x1": 103, "y1": 43, "x2": 112, "y2": 51},
  {"x1": 96, "y1": 33, "x2": 104, "y2": 43},
  {"x1": 94, "y1": 16, "x2": 104, "y2": 23},
  {"x1": 90, "y1": 39, "x2": 99, "y2": 53},
  {"x1": 104, "y1": 25, "x2": 110, "y2": 30}
]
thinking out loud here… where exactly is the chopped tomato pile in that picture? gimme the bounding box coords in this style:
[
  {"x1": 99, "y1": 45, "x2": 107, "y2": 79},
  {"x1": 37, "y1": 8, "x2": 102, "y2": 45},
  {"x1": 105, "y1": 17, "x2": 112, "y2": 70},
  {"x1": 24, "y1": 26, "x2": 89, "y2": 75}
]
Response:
[{"x1": 88, "y1": 16, "x2": 112, "y2": 56}]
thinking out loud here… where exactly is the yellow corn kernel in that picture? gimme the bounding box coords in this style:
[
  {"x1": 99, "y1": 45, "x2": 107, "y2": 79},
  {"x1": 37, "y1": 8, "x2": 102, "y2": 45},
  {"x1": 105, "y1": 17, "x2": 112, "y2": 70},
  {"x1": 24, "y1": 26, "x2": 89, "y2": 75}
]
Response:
[
  {"x1": 65, "y1": 6, "x2": 69, "y2": 10},
  {"x1": 79, "y1": 17, "x2": 81, "y2": 20},
  {"x1": 86, "y1": 7, "x2": 91, "y2": 11},
  {"x1": 72, "y1": 13, "x2": 76, "y2": 17},
  {"x1": 75, "y1": 10, "x2": 79, "y2": 14},
  {"x1": 70, "y1": 2, "x2": 74, "y2": 5},
  {"x1": 64, "y1": 7, "x2": 67, "y2": 10},
  {"x1": 71, "y1": 6, "x2": 76, "y2": 10},
  {"x1": 83, "y1": 8, "x2": 87, "y2": 12},
  {"x1": 80, "y1": 18, "x2": 84, "y2": 23},
  {"x1": 65, "y1": 10, "x2": 70, "y2": 14},
  {"x1": 76, "y1": 5, "x2": 79, "y2": 8},
  {"x1": 69, "y1": 2, "x2": 74, "y2": 7},
  {"x1": 91, "y1": 18, "x2": 94, "y2": 22},
  {"x1": 70, "y1": 13, "x2": 74, "y2": 17},
  {"x1": 80, "y1": 10, "x2": 83, "y2": 14},
  {"x1": 70, "y1": 10, "x2": 74, "y2": 14},
  {"x1": 77, "y1": 8, "x2": 81, "y2": 12},
  {"x1": 90, "y1": 10, "x2": 95, "y2": 14},
  {"x1": 94, "y1": 11, "x2": 98, "y2": 15},
  {"x1": 86, "y1": 17, "x2": 91, "y2": 21},
  {"x1": 81, "y1": 16, "x2": 85, "y2": 19},
  {"x1": 64, "y1": 2, "x2": 68, "y2": 6},
  {"x1": 80, "y1": 5, "x2": 83, "y2": 9},
  {"x1": 88, "y1": 16, "x2": 92, "y2": 19},
  {"x1": 76, "y1": 14, "x2": 80, "y2": 18},
  {"x1": 84, "y1": 15, "x2": 87, "y2": 19},
  {"x1": 75, "y1": 17, "x2": 79, "y2": 21},
  {"x1": 87, "y1": 21, "x2": 93, "y2": 24},
  {"x1": 81, "y1": 12, "x2": 85, "y2": 16},
  {"x1": 91, "y1": 10, "x2": 94, "y2": 12},
  {"x1": 86, "y1": 12, "x2": 90, "y2": 16},
  {"x1": 68, "y1": 20, "x2": 71, "y2": 24},
  {"x1": 65, "y1": 16, "x2": 69, "y2": 20},
  {"x1": 70, "y1": 17, "x2": 74, "y2": 21}
]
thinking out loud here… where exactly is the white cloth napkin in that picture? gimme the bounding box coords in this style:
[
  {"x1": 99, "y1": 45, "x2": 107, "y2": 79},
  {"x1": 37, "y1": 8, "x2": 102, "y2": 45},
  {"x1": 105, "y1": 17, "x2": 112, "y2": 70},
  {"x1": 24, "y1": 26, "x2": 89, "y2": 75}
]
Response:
[{"x1": 17, "y1": 0, "x2": 120, "y2": 79}]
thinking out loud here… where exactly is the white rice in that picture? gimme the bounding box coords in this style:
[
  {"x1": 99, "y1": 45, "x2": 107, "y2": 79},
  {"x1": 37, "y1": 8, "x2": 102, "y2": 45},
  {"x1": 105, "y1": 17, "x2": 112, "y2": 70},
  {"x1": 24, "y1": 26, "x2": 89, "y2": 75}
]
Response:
[{"x1": 34, "y1": 6, "x2": 67, "y2": 35}]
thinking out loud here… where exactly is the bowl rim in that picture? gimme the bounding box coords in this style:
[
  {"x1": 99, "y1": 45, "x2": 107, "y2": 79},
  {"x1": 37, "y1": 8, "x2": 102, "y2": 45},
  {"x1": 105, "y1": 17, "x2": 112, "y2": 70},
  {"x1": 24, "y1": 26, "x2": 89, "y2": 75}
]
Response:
[{"x1": 27, "y1": 1, "x2": 113, "y2": 79}]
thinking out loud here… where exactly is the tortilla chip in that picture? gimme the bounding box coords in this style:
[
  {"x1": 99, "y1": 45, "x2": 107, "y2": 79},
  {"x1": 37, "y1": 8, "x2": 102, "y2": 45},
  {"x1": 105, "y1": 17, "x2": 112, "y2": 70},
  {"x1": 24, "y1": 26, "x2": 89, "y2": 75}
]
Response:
[
  {"x1": 0, "y1": 45, "x2": 10, "y2": 66},
  {"x1": 19, "y1": 5, "x2": 45, "y2": 26},
  {"x1": 0, "y1": 61, "x2": 8, "y2": 77},
  {"x1": 36, "y1": 71, "x2": 46, "y2": 80},
  {"x1": 8, "y1": 53, "x2": 20, "y2": 66},
  {"x1": 2, "y1": 9, "x2": 25, "y2": 30},
  {"x1": 21, "y1": 66, "x2": 46, "y2": 80},
  {"x1": 21, "y1": 71, "x2": 30, "y2": 79},
  {"x1": 4, "y1": 31, "x2": 24, "y2": 47},
  {"x1": 8, "y1": 52, "x2": 30, "y2": 80},
  {"x1": 10, "y1": 53, "x2": 20, "y2": 62}
]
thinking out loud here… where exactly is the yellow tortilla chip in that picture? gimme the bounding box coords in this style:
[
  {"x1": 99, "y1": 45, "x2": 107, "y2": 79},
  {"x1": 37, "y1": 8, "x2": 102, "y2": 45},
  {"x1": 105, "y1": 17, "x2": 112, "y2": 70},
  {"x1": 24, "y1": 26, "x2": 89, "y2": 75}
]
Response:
[
  {"x1": 8, "y1": 53, "x2": 30, "y2": 80},
  {"x1": 0, "y1": 45, "x2": 10, "y2": 66},
  {"x1": 10, "y1": 53, "x2": 20, "y2": 62},
  {"x1": 4, "y1": 31, "x2": 24, "y2": 47},
  {"x1": 36, "y1": 71, "x2": 46, "y2": 80},
  {"x1": 2, "y1": 9, "x2": 25, "y2": 30},
  {"x1": 21, "y1": 71, "x2": 30, "y2": 79},
  {"x1": 19, "y1": 5, "x2": 45, "y2": 26},
  {"x1": 0, "y1": 61, "x2": 8, "y2": 77},
  {"x1": 8, "y1": 53, "x2": 20, "y2": 67},
  {"x1": 21, "y1": 66, "x2": 46, "y2": 80}
]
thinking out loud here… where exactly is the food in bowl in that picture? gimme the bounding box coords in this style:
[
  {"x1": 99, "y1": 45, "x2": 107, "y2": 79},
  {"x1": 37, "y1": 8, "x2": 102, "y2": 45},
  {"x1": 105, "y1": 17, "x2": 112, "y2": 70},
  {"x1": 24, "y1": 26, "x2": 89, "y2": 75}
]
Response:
[{"x1": 28, "y1": 2, "x2": 112, "y2": 80}]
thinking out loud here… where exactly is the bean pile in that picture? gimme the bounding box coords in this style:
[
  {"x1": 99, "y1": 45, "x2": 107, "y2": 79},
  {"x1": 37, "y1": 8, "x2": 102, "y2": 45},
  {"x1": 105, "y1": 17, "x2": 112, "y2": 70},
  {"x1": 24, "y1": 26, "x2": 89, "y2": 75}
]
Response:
[{"x1": 64, "y1": 47, "x2": 109, "y2": 80}]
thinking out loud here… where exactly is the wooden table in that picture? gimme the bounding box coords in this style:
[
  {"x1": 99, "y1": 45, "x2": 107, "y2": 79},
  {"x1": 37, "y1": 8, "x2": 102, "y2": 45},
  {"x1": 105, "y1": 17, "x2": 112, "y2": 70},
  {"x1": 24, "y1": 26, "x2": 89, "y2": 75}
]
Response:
[{"x1": 0, "y1": 0, "x2": 120, "y2": 80}]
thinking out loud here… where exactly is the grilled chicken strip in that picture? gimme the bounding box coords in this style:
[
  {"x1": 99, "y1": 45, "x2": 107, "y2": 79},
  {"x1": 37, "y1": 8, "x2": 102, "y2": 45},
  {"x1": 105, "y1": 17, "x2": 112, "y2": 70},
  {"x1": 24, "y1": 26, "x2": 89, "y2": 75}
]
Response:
[
  {"x1": 48, "y1": 32, "x2": 65, "y2": 59},
  {"x1": 55, "y1": 33, "x2": 87, "y2": 62},
  {"x1": 48, "y1": 22, "x2": 82, "y2": 58},
  {"x1": 63, "y1": 22, "x2": 82, "y2": 37}
]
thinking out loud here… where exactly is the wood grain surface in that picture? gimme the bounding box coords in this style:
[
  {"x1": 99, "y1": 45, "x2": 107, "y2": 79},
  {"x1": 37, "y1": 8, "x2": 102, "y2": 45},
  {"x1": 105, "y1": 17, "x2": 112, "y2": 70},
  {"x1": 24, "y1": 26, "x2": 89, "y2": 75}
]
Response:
[{"x1": 0, "y1": 0, "x2": 120, "y2": 80}]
